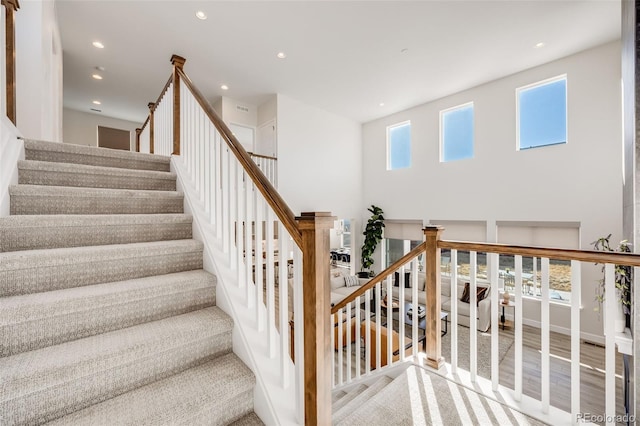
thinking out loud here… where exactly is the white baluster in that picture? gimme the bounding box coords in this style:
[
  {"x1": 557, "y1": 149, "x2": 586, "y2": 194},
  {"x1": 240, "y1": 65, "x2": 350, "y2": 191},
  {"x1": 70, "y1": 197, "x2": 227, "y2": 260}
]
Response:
[
  {"x1": 541, "y1": 257, "x2": 550, "y2": 413},
  {"x1": 365, "y1": 288, "x2": 371, "y2": 376},
  {"x1": 215, "y1": 131, "x2": 222, "y2": 237},
  {"x1": 337, "y1": 309, "x2": 344, "y2": 386},
  {"x1": 571, "y1": 260, "x2": 581, "y2": 423},
  {"x1": 375, "y1": 283, "x2": 381, "y2": 371},
  {"x1": 245, "y1": 181, "x2": 254, "y2": 307},
  {"x1": 490, "y1": 253, "x2": 499, "y2": 391},
  {"x1": 451, "y1": 249, "x2": 458, "y2": 373},
  {"x1": 469, "y1": 251, "x2": 477, "y2": 381},
  {"x1": 386, "y1": 275, "x2": 393, "y2": 368},
  {"x1": 515, "y1": 255, "x2": 523, "y2": 401},
  {"x1": 265, "y1": 210, "x2": 275, "y2": 357},
  {"x1": 255, "y1": 195, "x2": 264, "y2": 330},
  {"x1": 346, "y1": 304, "x2": 352, "y2": 383},
  {"x1": 292, "y1": 248, "x2": 304, "y2": 423},
  {"x1": 411, "y1": 260, "x2": 418, "y2": 359},
  {"x1": 236, "y1": 165, "x2": 244, "y2": 283},
  {"x1": 278, "y1": 223, "x2": 289, "y2": 388},
  {"x1": 604, "y1": 263, "x2": 616, "y2": 422},
  {"x1": 354, "y1": 296, "x2": 361, "y2": 380}
]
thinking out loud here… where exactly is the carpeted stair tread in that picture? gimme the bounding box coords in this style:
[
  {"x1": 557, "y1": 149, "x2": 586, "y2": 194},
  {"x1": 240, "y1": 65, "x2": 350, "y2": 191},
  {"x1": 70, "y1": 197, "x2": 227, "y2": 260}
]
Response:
[
  {"x1": 47, "y1": 353, "x2": 256, "y2": 426},
  {"x1": 18, "y1": 160, "x2": 177, "y2": 191},
  {"x1": 332, "y1": 375, "x2": 392, "y2": 424},
  {"x1": 229, "y1": 412, "x2": 264, "y2": 426},
  {"x1": 0, "y1": 214, "x2": 192, "y2": 252},
  {"x1": 0, "y1": 307, "x2": 233, "y2": 425},
  {"x1": 9, "y1": 185, "x2": 183, "y2": 215},
  {"x1": 0, "y1": 239, "x2": 204, "y2": 296},
  {"x1": 23, "y1": 139, "x2": 170, "y2": 172},
  {"x1": 331, "y1": 383, "x2": 367, "y2": 413},
  {"x1": 1, "y1": 270, "x2": 216, "y2": 356}
]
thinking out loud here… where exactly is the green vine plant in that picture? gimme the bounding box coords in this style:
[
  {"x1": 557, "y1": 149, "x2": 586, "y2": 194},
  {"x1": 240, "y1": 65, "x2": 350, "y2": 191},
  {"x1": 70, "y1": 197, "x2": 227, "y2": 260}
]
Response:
[
  {"x1": 591, "y1": 234, "x2": 632, "y2": 317},
  {"x1": 360, "y1": 205, "x2": 385, "y2": 277}
]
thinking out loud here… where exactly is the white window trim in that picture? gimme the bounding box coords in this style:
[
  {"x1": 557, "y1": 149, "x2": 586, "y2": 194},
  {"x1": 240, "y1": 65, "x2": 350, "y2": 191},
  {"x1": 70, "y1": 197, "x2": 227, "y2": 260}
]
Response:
[
  {"x1": 439, "y1": 101, "x2": 474, "y2": 163},
  {"x1": 386, "y1": 120, "x2": 411, "y2": 171},
  {"x1": 515, "y1": 74, "x2": 568, "y2": 151}
]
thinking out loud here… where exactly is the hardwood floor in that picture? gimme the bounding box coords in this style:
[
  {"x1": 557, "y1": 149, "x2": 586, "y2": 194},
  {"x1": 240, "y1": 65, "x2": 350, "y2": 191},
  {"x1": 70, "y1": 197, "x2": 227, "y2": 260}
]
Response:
[{"x1": 479, "y1": 323, "x2": 625, "y2": 423}]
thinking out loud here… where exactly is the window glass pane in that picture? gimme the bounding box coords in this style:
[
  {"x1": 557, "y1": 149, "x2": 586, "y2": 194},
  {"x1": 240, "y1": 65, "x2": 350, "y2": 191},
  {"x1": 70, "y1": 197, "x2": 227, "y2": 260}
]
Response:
[
  {"x1": 388, "y1": 122, "x2": 411, "y2": 170},
  {"x1": 441, "y1": 103, "x2": 474, "y2": 162},
  {"x1": 518, "y1": 77, "x2": 567, "y2": 150}
]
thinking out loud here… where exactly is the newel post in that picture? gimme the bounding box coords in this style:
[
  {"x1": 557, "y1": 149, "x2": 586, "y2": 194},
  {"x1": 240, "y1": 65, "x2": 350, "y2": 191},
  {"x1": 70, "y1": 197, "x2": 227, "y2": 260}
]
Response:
[
  {"x1": 424, "y1": 226, "x2": 445, "y2": 369},
  {"x1": 297, "y1": 212, "x2": 335, "y2": 426},
  {"x1": 3, "y1": 0, "x2": 19, "y2": 125},
  {"x1": 170, "y1": 54, "x2": 185, "y2": 156},
  {"x1": 148, "y1": 102, "x2": 155, "y2": 154},
  {"x1": 134, "y1": 128, "x2": 141, "y2": 152}
]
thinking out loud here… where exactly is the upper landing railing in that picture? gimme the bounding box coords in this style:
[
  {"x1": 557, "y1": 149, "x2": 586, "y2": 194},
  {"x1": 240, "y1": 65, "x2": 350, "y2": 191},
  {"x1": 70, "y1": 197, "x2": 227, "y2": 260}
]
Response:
[
  {"x1": 136, "y1": 55, "x2": 332, "y2": 425},
  {"x1": 335, "y1": 226, "x2": 639, "y2": 424}
]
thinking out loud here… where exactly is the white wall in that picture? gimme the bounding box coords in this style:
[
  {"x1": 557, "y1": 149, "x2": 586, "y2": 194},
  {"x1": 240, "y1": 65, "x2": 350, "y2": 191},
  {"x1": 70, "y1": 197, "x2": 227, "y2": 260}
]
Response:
[
  {"x1": 15, "y1": 0, "x2": 63, "y2": 142},
  {"x1": 277, "y1": 94, "x2": 362, "y2": 220},
  {"x1": 0, "y1": 116, "x2": 23, "y2": 217},
  {"x1": 63, "y1": 108, "x2": 139, "y2": 149},
  {"x1": 362, "y1": 42, "x2": 622, "y2": 340}
]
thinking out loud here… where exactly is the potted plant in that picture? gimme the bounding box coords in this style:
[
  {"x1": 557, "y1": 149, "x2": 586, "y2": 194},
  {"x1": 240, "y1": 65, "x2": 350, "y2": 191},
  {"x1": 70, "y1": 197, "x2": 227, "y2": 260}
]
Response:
[
  {"x1": 359, "y1": 205, "x2": 385, "y2": 278},
  {"x1": 592, "y1": 234, "x2": 632, "y2": 332}
]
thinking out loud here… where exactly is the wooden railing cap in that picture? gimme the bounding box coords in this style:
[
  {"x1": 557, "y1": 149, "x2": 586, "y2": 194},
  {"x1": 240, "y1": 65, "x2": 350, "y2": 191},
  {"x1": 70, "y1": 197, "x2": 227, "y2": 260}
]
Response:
[
  {"x1": 1, "y1": 0, "x2": 20, "y2": 11},
  {"x1": 171, "y1": 54, "x2": 186, "y2": 68},
  {"x1": 296, "y1": 212, "x2": 336, "y2": 230},
  {"x1": 148, "y1": 102, "x2": 155, "y2": 111}
]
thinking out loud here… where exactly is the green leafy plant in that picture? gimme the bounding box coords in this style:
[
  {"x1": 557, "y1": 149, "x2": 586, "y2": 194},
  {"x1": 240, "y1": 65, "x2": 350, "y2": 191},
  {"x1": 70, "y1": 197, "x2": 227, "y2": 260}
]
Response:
[
  {"x1": 591, "y1": 234, "x2": 632, "y2": 317},
  {"x1": 360, "y1": 205, "x2": 385, "y2": 277}
]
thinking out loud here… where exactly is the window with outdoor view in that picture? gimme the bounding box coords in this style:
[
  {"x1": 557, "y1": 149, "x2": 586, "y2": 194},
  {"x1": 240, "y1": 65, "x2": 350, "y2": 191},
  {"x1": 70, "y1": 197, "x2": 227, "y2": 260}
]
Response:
[
  {"x1": 440, "y1": 102, "x2": 474, "y2": 162},
  {"x1": 387, "y1": 121, "x2": 411, "y2": 170},
  {"x1": 517, "y1": 76, "x2": 567, "y2": 150}
]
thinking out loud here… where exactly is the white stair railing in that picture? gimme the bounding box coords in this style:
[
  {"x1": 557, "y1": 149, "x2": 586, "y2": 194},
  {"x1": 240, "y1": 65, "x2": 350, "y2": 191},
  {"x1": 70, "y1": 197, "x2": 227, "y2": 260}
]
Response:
[
  {"x1": 440, "y1": 240, "x2": 637, "y2": 425},
  {"x1": 138, "y1": 55, "x2": 335, "y2": 425}
]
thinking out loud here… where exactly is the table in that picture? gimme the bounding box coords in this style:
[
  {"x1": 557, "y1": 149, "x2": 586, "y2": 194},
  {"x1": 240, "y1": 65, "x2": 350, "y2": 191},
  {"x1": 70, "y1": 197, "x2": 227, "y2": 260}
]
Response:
[
  {"x1": 402, "y1": 302, "x2": 448, "y2": 349},
  {"x1": 500, "y1": 300, "x2": 516, "y2": 330}
]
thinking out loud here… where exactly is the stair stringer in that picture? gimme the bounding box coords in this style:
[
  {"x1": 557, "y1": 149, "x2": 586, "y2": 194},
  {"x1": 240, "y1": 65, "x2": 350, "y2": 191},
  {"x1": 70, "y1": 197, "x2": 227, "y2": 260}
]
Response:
[
  {"x1": 172, "y1": 157, "x2": 299, "y2": 426},
  {"x1": 0, "y1": 119, "x2": 24, "y2": 217}
]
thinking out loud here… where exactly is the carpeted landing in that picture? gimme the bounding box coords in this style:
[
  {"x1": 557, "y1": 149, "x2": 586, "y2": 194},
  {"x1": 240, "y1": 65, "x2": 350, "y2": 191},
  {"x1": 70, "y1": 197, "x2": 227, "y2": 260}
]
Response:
[
  {"x1": 0, "y1": 140, "x2": 263, "y2": 425},
  {"x1": 332, "y1": 365, "x2": 548, "y2": 425}
]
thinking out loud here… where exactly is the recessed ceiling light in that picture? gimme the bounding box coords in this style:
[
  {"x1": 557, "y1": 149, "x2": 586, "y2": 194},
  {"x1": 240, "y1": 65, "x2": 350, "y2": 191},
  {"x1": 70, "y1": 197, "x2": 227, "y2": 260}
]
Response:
[
  {"x1": 379, "y1": 102, "x2": 385, "y2": 107},
  {"x1": 534, "y1": 42, "x2": 545, "y2": 49},
  {"x1": 195, "y1": 11, "x2": 207, "y2": 20},
  {"x1": 277, "y1": 52, "x2": 287, "y2": 59},
  {"x1": 92, "y1": 41, "x2": 104, "y2": 49},
  {"x1": 220, "y1": 85, "x2": 229, "y2": 90},
  {"x1": 92, "y1": 74, "x2": 103, "y2": 80},
  {"x1": 92, "y1": 100, "x2": 101, "y2": 105}
]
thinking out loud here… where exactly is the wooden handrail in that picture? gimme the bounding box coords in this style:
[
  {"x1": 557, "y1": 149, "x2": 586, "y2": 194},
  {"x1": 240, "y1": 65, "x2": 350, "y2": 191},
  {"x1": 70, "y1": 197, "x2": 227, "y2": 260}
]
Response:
[
  {"x1": 153, "y1": 76, "x2": 173, "y2": 111},
  {"x1": 176, "y1": 67, "x2": 303, "y2": 249},
  {"x1": 439, "y1": 240, "x2": 640, "y2": 266},
  {"x1": 3, "y1": 0, "x2": 19, "y2": 125},
  {"x1": 331, "y1": 242, "x2": 427, "y2": 314},
  {"x1": 248, "y1": 152, "x2": 278, "y2": 161},
  {"x1": 139, "y1": 115, "x2": 150, "y2": 133}
]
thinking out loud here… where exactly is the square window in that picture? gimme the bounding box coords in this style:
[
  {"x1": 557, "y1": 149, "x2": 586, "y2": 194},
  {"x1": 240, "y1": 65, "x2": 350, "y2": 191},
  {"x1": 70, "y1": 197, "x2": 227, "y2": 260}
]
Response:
[
  {"x1": 387, "y1": 121, "x2": 411, "y2": 170},
  {"x1": 441, "y1": 103, "x2": 474, "y2": 162},
  {"x1": 517, "y1": 76, "x2": 567, "y2": 150}
]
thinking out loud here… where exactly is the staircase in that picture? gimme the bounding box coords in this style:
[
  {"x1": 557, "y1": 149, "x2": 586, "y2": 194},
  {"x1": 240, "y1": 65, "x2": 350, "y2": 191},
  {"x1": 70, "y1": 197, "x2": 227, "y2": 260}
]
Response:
[{"x1": 0, "y1": 140, "x2": 262, "y2": 425}]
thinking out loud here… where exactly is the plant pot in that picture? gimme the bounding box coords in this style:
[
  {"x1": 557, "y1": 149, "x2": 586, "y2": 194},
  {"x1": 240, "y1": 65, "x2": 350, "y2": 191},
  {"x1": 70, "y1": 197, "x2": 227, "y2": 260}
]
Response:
[{"x1": 357, "y1": 271, "x2": 370, "y2": 279}]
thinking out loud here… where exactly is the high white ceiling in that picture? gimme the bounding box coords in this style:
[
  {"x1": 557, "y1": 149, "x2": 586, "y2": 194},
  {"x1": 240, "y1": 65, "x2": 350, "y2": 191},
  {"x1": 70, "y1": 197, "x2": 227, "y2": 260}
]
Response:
[{"x1": 56, "y1": 0, "x2": 621, "y2": 125}]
